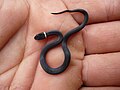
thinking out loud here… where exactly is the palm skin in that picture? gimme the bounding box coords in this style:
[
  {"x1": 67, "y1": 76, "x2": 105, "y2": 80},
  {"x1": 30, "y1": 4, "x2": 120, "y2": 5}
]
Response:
[{"x1": 0, "y1": 0, "x2": 120, "y2": 90}]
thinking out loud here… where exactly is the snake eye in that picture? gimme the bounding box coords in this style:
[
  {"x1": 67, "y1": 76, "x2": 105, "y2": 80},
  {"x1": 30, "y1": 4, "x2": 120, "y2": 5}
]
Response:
[{"x1": 34, "y1": 32, "x2": 47, "y2": 40}]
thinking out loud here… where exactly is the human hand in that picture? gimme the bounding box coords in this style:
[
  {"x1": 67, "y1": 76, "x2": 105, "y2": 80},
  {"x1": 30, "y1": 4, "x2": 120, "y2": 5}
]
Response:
[{"x1": 0, "y1": 0, "x2": 120, "y2": 90}]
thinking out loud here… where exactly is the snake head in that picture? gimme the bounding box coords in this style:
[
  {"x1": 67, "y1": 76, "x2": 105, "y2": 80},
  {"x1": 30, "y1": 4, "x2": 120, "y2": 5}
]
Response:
[{"x1": 34, "y1": 32, "x2": 47, "y2": 40}]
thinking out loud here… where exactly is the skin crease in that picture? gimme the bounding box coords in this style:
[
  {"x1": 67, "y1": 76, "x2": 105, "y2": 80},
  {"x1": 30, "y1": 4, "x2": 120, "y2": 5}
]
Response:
[{"x1": 0, "y1": 0, "x2": 120, "y2": 90}]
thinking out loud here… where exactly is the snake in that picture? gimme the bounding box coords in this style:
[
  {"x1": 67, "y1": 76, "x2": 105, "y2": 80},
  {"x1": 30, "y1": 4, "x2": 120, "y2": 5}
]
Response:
[{"x1": 34, "y1": 9, "x2": 88, "y2": 75}]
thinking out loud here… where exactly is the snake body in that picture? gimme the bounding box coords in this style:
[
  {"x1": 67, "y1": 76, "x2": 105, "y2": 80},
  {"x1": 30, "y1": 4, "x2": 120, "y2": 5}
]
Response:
[{"x1": 34, "y1": 9, "x2": 88, "y2": 75}]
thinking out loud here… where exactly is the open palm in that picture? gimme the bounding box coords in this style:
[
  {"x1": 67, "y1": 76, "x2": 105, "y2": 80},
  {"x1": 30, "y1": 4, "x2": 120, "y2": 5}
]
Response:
[{"x1": 0, "y1": 0, "x2": 120, "y2": 90}]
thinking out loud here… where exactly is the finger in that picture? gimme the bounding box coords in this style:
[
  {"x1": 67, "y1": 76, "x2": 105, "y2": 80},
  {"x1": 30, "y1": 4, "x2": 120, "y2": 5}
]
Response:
[
  {"x1": 83, "y1": 21, "x2": 120, "y2": 54},
  {"x1": 62, "y1": 0, "x2": 120, "y2": 24},
  {"x1": 80, "y1": 87, "x2": 120, "y2": 90},
  {"x1": 9, "y1": 51, "x2": 39, "y2": 90},
  {"x1": 0, "y1": 23, "x2": 28, "y2": 75},
  {"x1": 0, "y1": 65, "x2": 18, "y2": 89},
  {"x1": 82, "y1": 52, "x2": 120, "y2": 86},
  {"x1": 0, "y1": 0, "x2": 28, "y2": 50}
]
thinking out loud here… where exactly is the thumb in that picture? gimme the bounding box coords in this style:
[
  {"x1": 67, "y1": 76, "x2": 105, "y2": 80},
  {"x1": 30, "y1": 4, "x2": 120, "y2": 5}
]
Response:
[{"x1": 0, "y1": 0, "x2": 28, "y2": 49}]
